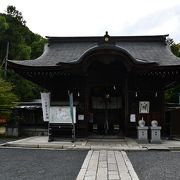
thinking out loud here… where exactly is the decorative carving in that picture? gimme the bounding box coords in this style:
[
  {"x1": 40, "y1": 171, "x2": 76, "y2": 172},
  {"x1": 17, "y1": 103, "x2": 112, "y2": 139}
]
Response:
[
  {"x1": 138, "y1": 117, "x2": 145, "y2": 127},
  {"x1": 151, "y1": 120, "x2": 158, "y2": 127}
]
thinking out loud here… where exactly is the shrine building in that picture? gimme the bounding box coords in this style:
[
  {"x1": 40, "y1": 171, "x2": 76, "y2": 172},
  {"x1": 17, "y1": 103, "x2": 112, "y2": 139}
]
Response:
[{"x1": 7, "y1": 32, "x2": 180, "y2": 138}]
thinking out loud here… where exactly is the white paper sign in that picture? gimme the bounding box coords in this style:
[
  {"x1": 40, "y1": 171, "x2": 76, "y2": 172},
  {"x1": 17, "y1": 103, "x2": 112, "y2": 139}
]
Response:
[
  {"x1": 130, "y1": 114, "x2": 136, "y2": 122},
  {"x1": 78, "y1": 115, "x2": 84, "y2": 121},
  {"x1": 41, "y1": 92, "x2": 50, "y2": 122},
  {"x1": 50, "y1": 106, "x2": 76, "y2": 124}
]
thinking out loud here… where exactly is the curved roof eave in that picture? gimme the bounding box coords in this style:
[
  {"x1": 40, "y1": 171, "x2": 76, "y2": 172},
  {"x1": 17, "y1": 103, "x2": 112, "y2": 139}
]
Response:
[
  {"x1": 7, "y1": 60, "x2": 61, "y2": 71},
  {"x1": 56, "y1": 45, "x2": 158, "y2": 66},
  {"x1": 7, "y1": 43, "x2": 50, "y2": 68}
]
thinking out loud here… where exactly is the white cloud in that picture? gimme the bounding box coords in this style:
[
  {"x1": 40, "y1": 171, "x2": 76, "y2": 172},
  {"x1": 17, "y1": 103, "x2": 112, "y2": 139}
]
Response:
[{"x1": 0, "y1": 0, "x2": 180, "y2": 42}]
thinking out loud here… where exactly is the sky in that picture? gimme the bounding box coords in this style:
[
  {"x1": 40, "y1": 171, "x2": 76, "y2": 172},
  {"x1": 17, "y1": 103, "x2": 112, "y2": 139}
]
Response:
[{"x1": 1, "y1": 0, "x2": 180, "y2": 42}]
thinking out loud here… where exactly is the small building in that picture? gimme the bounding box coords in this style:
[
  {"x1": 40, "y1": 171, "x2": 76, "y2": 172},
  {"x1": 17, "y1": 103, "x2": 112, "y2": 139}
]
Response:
[
  {"x1": 15, "y1": 100, "x2": 47, "y2": 136},
  {"x1": 8, "y1": 33, "x2": 180, "y2": 138}
]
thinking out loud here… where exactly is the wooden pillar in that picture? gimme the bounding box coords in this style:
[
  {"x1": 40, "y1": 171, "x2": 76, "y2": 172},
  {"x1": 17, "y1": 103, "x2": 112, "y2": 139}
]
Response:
[
  {"x1": 84, "y1": 84, "x2": 90, "y2": 137},
  {"x1": 124, "y1": 75, "x2": 129, "y2": 136},
  {"x1": 161, "y1": 90, "x2": 166, "y2": 136}
]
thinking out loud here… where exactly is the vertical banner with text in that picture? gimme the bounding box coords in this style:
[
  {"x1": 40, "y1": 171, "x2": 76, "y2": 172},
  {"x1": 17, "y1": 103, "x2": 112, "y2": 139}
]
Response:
[
  {"x1": 69, "y1": 92, "x2": 74, "y2": 124},
  {"x1": 41, "y1": 92, "x2": 50, "y2": 122}
]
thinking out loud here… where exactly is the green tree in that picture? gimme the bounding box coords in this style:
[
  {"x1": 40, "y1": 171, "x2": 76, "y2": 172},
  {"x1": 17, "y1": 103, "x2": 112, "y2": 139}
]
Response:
[
  {"x1": 31, "y1": 34, "x2": 46, "y2": 59},
  {"x1": 165, "y1": 41, "x2": 180, "y2": 103},
  {"x1": 0, "y1": 6, "x2": 46, "y2": 101},
  {"x1": 15, "y1": 44, "x2": 31, "y2": 60},
  {"x1": 6, "y1": 70, "x2": 43, "y2": 101},
  {"x1": 6, "y1": 5, "x2": 26, "y2": 25},
  {"x1": 0, "y1": 76, "x2": 18, "y2": 118},
  {"x1": 0, "y1": 5, "x2": 47, "y2": 61},
  {"x1": 165, "y1": 86, "x2": 180, "y2": 103},
  {"x1": 0, "y1": 15, "x2": 9, "y2": 36},
  {"x1": 171, "y1": 43, "x2": 180, "y2": 58},
  {"x1": 0, "y1": 15, "x2": 9, "y2": 63}
]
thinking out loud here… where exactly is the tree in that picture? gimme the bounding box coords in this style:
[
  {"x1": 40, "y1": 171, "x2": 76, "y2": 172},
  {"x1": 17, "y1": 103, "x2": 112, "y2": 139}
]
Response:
[
  {"x1": 6, "y1": 5, "x2": 26, "y2": 25},
  {"x1": 0, "y1": 15, "x2": 9, "y2": 36},
  {"x1": 0, "y1": 6, "x2": 47, "y2": 102},
  {"x1": 165, "y1": 86, "x2": 180, "y2": 103},
  {"x1": 165, "y1": 41, "x2": 180, "y2": 103},
  {"x1": 0, "y1": 15, "x2": 9, "y2": 64},
  {"x1": 171, "y1": 43, "x2": 180, "y2": 58},
  {"x1": 0, "y1": 76, "x2": 18, "y2": 118},
  {"x1": 6, "y1": 70, "x2": 43, "y2": 101},
  {"x1": 31, "y1": 34, "x2": 46, "y2": 59},
  {"x1": 0, "y1": 6, "x2": 47, "y2": 61}
]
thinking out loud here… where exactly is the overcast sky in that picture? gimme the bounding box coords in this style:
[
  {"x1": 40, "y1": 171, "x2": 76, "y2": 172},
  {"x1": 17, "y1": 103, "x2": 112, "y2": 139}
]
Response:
[{"x1": 1, "y1": 0, "x2": 180, "y2": 42}]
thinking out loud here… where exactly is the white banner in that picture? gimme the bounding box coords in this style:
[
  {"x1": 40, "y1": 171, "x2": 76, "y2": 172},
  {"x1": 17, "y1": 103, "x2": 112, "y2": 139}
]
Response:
[{"x1": 41, "y1": 92, "x2": 50, "y2": 122}]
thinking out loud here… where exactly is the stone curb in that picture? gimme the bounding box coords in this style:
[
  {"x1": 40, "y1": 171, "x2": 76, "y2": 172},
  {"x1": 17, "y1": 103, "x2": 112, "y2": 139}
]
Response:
[
  {"x1": 2, "y1": 142, "x2": 150, "y2": 151},
  {"x1": 4, "y1": 143, "x2": 180, "y2": 151},
  {"x1": 2, "y1": 136, "x2": 180, "y2": 151}
]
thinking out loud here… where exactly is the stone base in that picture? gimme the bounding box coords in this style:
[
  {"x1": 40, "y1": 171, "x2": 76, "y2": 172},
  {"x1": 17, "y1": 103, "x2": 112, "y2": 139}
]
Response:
[
  {"x1": 150, "y1": 140, "x2": 162, "y2": 144},
  {"x1": 150, "y1": 126, "x2": 161, "y2": 144},
  {"x1": 137, "y1": 126, "x2": 149, "y2": 143}
]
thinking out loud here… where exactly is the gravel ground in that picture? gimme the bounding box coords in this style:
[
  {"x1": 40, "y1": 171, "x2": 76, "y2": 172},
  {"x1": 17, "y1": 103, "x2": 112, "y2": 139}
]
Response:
[
  {"x1": 127, "y1": 151, "x2": 180, "y2": 180},
  {"x1": 0, "y1": 148, "x2": 87, "y2": 180}
]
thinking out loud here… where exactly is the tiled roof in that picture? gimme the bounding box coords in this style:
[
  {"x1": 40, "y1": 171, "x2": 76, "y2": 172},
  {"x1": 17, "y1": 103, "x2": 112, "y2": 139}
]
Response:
[{"x1": 8, "y1": 35, "x2": 180, "y2": 67}]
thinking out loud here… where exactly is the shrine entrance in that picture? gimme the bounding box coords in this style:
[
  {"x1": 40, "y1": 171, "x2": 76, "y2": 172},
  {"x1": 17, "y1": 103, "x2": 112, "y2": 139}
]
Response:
[
  {"x1": 85, "y1": 54, "x2": 127, "y2": 137},
  {"x1": 89, "y1": 85, "x2": 124, "y2": 136}
]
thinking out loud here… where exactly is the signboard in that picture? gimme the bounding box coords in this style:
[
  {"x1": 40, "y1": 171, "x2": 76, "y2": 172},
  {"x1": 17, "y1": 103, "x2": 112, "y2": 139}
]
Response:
[
  {"x1": 41, "y1": 92, "x2": 50, "y2": 122},
  {"x1": 139, "y1": 101, "x2": 150, "y2": 114},
  {"x1": 50, "y1": 106, "x2": 76, "y2": 124}
]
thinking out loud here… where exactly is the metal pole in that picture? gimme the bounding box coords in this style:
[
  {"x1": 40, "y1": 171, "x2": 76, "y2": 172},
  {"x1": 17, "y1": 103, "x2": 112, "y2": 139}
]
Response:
[
  {"x1": 69, "y1": 92, "x2": 75, "y2": 142},
  {"x1": 4, "y1": 42, "x2": 9, "y2": 78}
]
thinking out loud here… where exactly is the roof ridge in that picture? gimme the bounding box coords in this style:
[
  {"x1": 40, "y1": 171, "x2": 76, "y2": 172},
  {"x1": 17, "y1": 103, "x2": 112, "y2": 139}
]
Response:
[{"x1": 46, "y1": 35, "x2": 169, "y2": 43}]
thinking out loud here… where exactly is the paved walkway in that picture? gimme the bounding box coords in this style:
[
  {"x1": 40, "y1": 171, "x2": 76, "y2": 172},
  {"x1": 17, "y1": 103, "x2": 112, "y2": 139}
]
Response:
[
  {"x1": 76, "y1": 150, "x2": 139, "y2": 180},
  {"x1": 1, "y1": 136, "x2": 144, "y2": 150},
  {"x1": 2, "y1": 136, "x2": 180, "y2": 151}
]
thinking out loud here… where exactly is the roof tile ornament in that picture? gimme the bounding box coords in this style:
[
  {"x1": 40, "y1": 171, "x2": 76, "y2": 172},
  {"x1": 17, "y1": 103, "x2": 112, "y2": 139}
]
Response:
[{"x1": 104, "y1": 31, "x2": 110, "y2": 42}]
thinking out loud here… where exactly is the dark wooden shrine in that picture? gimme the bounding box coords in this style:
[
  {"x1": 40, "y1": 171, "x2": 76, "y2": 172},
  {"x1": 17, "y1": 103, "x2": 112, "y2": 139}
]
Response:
[{"x1": 8, "y1": 33, "x2": 180, "y2": 137}]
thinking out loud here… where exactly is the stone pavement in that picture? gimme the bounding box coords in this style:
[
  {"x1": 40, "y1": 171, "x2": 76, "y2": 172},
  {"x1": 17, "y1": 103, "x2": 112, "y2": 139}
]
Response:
[
  {"x1": 2, "y1": 136, "x2": 180, "y2": 151},
  {"x1": 1, "y1": 136, "x2": 143, "y2": 150},
  {"x1": 76, "y1": 150, "x2": 139, "y2": 180}
]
